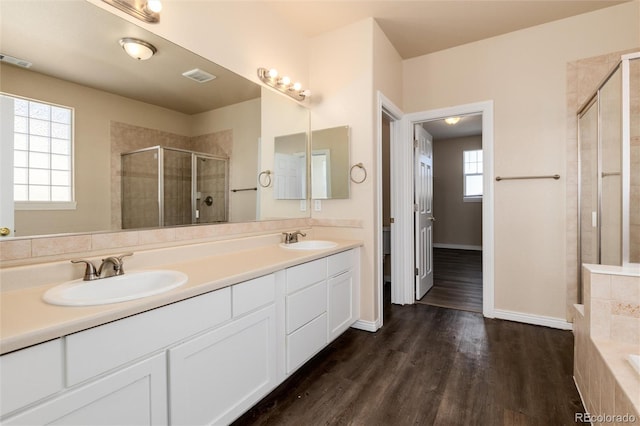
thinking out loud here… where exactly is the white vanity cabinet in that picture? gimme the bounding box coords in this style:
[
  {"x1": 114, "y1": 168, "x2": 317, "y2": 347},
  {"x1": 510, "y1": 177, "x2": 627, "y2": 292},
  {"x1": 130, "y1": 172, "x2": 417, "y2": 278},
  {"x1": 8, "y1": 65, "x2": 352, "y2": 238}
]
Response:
[
  {"x1": 284, "y1": 248, "x2": 360, "y2": 374},
  {"x1": 168, "y1": 274, "x2": 279, "y2": 425},
  {"x1": 0, "y1": 246, "x2": 360, "y2": 426},
  {"x1": 327, "y1": 249, "x2": 359, "y2": 342},
  {"x1": 2, "y1": 353, "x2": 167, "y2": 426}
]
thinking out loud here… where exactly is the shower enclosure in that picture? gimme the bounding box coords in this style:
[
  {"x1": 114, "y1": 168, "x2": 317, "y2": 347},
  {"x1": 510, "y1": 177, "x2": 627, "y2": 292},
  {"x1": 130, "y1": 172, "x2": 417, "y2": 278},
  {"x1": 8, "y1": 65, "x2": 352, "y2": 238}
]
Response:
[
  {"x1": 577, "y1": 52, "x2": 639, "y2": 302},
  {"x1": 121, "y1": 146, "x2": 228, "y2": 229}
]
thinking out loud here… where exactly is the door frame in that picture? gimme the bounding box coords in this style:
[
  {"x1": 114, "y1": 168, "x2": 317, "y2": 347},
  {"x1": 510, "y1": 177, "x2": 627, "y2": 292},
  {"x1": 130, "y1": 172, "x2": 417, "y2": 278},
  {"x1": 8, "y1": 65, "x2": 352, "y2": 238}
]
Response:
[{"x1": 392, "y1": 100, "x2": 495, "y2": 318}]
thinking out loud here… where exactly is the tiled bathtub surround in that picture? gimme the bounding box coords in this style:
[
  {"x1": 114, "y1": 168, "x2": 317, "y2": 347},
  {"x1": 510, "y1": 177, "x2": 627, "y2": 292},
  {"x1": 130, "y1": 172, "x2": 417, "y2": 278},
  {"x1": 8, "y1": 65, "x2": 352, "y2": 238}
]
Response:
[{"x1": 574, "y1": 264, "x2": 640, "y2": 423}]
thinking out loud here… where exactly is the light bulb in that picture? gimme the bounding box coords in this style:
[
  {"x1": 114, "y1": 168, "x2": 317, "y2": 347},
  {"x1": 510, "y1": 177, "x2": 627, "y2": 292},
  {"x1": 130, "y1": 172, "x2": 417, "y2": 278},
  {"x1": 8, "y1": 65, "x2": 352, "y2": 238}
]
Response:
[
  {"x1": 268, "y1": 68, "x2": 278, "y2": 79},
  {"x1": 293, "y1": 82, "x2": 302, "y2": 91},
  {"x1": 145, "y1": 0, "x2": 162, "y2": 13},
  {"x1": 445, "y1": 117, "x2": 461, "y2": 125},
  {"x1": 280, "y1": 76, "x2": 291, "y2": 86}
]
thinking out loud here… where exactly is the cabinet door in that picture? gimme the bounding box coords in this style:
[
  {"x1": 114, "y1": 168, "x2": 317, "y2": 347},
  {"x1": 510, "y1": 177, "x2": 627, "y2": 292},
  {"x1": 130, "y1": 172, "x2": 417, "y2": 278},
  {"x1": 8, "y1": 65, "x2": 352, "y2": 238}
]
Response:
[
  {"x1": 328, "y1": 270, "x2": 355, "y2": 342},
  {"x1": 2, "y1": 353, "x2": 167, "y2": 426},
  {"x1": 168, "y1": 304, "x2": 277, "y2": 426}
]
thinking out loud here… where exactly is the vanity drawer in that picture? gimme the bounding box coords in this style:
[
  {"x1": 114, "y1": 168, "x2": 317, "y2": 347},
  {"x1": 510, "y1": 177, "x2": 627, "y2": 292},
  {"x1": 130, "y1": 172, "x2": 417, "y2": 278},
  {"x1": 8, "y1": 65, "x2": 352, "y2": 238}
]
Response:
[
  {"x1": 0, "y1": 339, "x2": 64, "y2": 417},
  {"x1": 65, "y1": 287, "x2": 231, "y2": 386},
  {"x1": 286, "y1": 280, "x2": 327, "y2": 334},
  {"x1": 286, "y1": 258, "x2": 326, "y2": 294},
  {"x1": 286, "y1": 313, "x2": 327, "y2": 374},
  {"x1": 232, "y1": 274, "x2": 275, "y2": 317},
  {"x1": 327, "y1": 249, "x2": 354, "y2": 277}
]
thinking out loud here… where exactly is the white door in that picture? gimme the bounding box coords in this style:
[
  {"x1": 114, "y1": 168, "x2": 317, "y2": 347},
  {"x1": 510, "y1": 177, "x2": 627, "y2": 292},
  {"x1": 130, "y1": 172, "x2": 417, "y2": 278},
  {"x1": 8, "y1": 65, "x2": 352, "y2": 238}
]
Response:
[
  {"x1": 414, "y1": 124, "x2": 434, "y2": 300},
  {"x1": 0, "y1": 95, "x2": 15, "y2": 237}
]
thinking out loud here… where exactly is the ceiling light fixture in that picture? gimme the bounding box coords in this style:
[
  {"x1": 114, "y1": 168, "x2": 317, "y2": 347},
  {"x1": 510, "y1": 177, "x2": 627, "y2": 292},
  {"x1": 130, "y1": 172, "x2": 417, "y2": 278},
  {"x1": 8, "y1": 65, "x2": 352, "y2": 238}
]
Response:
[
  {"x1": 445, "y1": 117, "x2": 461, "y2": 125},
  {"x1": 119, "y1": 38, "x2": 157, "y2": 60},
  {"x1": 101, "y1": 0, "x2": 162, "y2": 23},
  {"x1": 257, "y1": 67, "x2": 310, "y2": 101}
]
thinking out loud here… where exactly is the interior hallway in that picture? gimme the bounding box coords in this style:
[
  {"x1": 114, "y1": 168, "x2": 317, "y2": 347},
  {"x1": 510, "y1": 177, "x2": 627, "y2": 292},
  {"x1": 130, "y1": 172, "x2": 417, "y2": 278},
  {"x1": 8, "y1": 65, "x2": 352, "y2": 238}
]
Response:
[
  {"x1": 233, "y1": 284, "x2": 585, "y2": 425},
  {"x1": 417, "y1": 248, "x2": 483, "y2": 313}
]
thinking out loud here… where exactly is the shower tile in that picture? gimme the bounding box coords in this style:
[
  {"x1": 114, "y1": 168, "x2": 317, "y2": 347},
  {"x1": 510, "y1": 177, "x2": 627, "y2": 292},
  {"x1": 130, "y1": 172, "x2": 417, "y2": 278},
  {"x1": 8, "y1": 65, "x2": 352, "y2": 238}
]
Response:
[
  {"x1": 611, "y1": 275, "x2": 640, "y2": 303},
  {"x1": 610, "y1": 315, "x2": 640, "y2": 345},
  {"x1": 592, "y1": 273, "x2": 612, "y2": 299}
]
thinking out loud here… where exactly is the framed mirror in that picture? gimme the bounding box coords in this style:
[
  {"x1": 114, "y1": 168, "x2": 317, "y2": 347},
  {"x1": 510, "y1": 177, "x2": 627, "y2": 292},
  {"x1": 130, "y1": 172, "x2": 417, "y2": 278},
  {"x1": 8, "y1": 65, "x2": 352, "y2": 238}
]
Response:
[
  {"x1": 273, "y1": 133, "x2": 307, "y2": 200},
  {"x1": 311, "y1": 126, "x2": 350, "y2": 199},
  {"x1": 0, "y1": 0, "x2": 310, "y2": 238}
]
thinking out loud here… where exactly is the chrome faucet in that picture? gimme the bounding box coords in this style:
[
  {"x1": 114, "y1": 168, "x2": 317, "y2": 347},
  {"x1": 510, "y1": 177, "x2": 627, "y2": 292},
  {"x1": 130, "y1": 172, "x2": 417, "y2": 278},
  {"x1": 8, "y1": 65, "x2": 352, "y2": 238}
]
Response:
[
  {"x1": 71, "y1": 253, "x2": 133, "y2": 281},
  {"x1": 282, "y1": 230, "x2": 306, "y2": 244}
]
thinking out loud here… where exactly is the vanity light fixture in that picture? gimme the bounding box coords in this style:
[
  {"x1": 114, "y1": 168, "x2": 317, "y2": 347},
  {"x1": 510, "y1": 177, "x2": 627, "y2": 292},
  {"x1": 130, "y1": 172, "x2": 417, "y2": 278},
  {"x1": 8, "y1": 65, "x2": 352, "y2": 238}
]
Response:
[
  {"x1": 101, "y1": 0, "x2": 162, "y2": 23},
  {"x1": 445, "y1": 116, "x2": 461, "y2": 125},
  {"x1": 119, "y1": 38, "x2": 157, "y2": 61},
  {"x1": 257, "y1": 67, "x2": 310, "y2": 101}
]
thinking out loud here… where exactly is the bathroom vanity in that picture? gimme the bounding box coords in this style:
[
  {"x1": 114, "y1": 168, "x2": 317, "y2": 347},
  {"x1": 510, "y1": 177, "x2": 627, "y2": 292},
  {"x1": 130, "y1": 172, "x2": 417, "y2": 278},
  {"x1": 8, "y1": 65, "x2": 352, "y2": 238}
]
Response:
[{"x1": 0, "y1": 240, "x2": 361, "y2": 425}]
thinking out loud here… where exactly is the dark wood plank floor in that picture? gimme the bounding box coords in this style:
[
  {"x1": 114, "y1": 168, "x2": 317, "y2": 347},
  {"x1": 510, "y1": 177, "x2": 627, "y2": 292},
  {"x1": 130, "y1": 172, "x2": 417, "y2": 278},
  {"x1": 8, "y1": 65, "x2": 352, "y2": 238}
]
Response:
[
  {"x1": 417, "y1": 248, "x2": 483, "y2": 313},
  {"x1": 233, "y1": 284, "x2": 585, "y2": 426}
]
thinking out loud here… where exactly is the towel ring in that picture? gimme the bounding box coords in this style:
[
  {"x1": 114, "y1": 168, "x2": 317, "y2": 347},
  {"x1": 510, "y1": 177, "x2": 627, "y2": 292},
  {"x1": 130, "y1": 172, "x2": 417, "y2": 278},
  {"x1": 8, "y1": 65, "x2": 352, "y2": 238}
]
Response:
[
  {"x1": 258, "y1": 170, "x2": 271, "y2": 188},
  {"x1": 350, "y1": 163, "x2": 367, "y2": 184}
]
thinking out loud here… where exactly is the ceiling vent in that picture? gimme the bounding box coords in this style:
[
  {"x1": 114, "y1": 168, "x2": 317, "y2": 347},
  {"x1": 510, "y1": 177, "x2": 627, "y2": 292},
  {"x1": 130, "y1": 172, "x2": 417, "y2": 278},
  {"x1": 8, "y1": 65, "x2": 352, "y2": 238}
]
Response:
[
  {"x1": 182, "y1": 68, "x2": 216, "y2": 83},
  {"x1": 0, "y1": 53, "x2": 32, "y2": 69}
]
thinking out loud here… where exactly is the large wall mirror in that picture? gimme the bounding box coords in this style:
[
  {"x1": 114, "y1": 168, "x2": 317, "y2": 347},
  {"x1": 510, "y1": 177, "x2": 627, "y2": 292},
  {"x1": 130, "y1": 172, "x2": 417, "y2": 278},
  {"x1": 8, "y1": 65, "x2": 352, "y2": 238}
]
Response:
[
  {"x1": 0, "y1": 0, "x2": 310, "y2": 238},
  {"x1": 311, "y1": 126, "x2": 350, "y2": 199}
]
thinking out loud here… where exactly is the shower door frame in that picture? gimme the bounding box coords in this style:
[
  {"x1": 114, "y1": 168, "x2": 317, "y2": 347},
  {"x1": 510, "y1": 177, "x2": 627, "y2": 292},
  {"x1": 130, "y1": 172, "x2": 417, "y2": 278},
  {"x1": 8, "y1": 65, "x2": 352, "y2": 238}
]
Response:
[
  {"x1": 190, "y1": 152, "x2": 230, "y2": 225},
  {"x1": 576, "y1": 52, "x2": 639, "y2": 303}
]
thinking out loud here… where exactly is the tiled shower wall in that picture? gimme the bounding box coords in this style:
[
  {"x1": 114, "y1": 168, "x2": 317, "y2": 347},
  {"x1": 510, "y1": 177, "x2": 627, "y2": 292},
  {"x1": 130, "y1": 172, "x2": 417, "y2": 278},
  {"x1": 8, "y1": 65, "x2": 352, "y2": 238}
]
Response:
[{"x1": 110, "y1": 121, "x2": 233, "y2": 229}]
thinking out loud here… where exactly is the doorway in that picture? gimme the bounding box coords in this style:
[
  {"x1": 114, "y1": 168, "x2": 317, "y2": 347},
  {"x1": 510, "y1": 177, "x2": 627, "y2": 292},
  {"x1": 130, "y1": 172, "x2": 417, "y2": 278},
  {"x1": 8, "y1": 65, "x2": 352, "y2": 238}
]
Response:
[
  {"x1": 415, "y1": 116, "x2": 483, "y2": 313},
  {"x1": 382, "y1": 100, "x2": 495, "y2": 319}
]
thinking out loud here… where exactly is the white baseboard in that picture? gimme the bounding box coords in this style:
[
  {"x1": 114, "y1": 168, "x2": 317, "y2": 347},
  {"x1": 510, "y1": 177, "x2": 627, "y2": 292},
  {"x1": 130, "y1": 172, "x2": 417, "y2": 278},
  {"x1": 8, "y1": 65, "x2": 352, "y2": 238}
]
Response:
[
  {"x1": 351, "y1": 318, "x2": 380, "y2": 332},
  {"x1": 433, "y1": 243, "x2": 482, "y2": 251},
  {"x1": 493, "y1": 309, "x2": 573, "y2": 330}
]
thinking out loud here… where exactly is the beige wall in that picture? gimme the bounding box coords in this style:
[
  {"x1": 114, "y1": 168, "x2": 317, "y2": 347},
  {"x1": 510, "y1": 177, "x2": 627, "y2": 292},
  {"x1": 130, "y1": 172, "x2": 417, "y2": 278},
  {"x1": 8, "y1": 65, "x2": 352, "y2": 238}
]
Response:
[
  {"x1": 433, "y1": 135, "x2": 482, "y2": 248},
  {"x1": 403, "y1": 1, "x2": 640, "y2": 320},
  {"x1": 2, "y1": 64, "x2": 192, "y2": 236},
  {"x1": 192, "y1": 99, "x2": 260, "y2": 223}
]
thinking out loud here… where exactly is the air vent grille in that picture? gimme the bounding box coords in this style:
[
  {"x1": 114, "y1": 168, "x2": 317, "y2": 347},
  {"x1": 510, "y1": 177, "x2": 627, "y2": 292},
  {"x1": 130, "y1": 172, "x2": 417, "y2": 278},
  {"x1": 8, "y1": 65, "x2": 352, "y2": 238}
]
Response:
[
  {"x1": 0, "y1": 53, "x2": 32, "y2": 68},
  {"x1": 182, "y1": 68, "x2": 216, "y2": 83}
]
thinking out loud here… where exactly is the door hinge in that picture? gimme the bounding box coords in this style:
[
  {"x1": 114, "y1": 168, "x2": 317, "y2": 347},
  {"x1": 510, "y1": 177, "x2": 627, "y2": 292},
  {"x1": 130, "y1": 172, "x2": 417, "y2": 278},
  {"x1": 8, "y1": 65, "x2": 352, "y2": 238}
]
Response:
[
  {"x1": 389, "y1": 217, "x2": 395, "y2": 223},
  {"x1": 415, "y1": 267, "x2": 419, "y2": 276},
  {"x1": 413, "y1": 139, "x2": 418, "y2": 149},
  {"x1": 414, "y1": 204, "x2": 419, "y2": 212}
]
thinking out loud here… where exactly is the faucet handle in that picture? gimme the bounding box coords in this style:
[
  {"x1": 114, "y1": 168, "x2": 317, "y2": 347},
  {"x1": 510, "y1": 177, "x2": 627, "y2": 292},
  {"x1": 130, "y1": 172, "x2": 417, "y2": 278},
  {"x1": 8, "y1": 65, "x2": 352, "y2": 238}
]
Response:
[
  {"x1": 116, "y1": 252, "x2": 133, "y2": 263},
  {"x1": 113, "y1": 252, "x2": 133, "y2": 275},
  {"x1": 71, "y1": 259, "x2": 99, "y2": 281}
]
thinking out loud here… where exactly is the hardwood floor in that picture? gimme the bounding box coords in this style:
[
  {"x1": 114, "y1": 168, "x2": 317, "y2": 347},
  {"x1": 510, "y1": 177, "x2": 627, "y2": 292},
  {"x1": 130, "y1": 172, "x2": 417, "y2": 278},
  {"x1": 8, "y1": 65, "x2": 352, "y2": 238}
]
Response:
[
  {"x1": 417, "y1": 248, "x2": 483, "y2": 313},
  {"x1": 233, "y1": 285, "x2": 585, "y2": 426}
]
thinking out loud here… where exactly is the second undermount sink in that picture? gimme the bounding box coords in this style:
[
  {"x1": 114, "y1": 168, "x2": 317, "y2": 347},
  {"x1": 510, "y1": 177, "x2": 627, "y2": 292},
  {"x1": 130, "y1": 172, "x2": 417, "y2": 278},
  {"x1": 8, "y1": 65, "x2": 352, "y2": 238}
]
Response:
[
  {"x1": 43, "y1": 270, "x2": 188, "y2": 306},
  {"x1": 279, "y1": 240, "x2": 338, "y2": 250}
]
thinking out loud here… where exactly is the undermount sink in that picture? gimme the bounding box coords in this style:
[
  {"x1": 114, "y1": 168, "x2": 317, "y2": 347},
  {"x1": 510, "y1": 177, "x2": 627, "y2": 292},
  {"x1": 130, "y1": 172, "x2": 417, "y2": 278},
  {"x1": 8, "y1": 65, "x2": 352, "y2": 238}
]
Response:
[
  {"x1": 279, "y1": 240, "x2": 338, "y2": 250},
  {"x1": 43, "y1": 270, "x2": 188, "y2": 306}
]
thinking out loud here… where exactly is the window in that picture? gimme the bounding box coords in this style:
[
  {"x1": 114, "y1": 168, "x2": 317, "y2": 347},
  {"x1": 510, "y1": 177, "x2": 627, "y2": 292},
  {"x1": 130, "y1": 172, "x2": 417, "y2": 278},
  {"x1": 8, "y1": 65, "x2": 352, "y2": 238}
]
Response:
[
  {"x1": 463, "y1": 149, "x2": 483, "y2": 201},
  {"x1": 9, "y1": 95, "x2": 74, "y2": 209}
]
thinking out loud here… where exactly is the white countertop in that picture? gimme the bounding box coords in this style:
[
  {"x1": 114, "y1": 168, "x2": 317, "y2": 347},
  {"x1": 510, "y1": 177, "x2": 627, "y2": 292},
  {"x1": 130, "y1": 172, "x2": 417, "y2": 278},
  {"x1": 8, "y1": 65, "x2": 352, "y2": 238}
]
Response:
[{"x1": 0, "y1": 239, "x2": 362, "y2": 355}]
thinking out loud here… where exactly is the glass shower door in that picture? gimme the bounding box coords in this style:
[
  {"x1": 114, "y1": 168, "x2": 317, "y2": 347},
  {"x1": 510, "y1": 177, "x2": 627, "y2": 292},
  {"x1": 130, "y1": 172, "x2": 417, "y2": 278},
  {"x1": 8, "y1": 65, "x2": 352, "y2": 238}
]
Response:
[
  {"x1": 600, "y1": 67, "x2": 622, "y2": 266},
  {"x1": 121, "y1": 148, "x2": 160, "y2": 229},
  {"x1": 194, "y1": 155, "x2": 228, "y2": 224},
  {"x1": 579, "y1": 101, "x2": 599, "y2": 271},
  {"x1": 163, "y1": 148, "x2": 192, "y2": 227}
]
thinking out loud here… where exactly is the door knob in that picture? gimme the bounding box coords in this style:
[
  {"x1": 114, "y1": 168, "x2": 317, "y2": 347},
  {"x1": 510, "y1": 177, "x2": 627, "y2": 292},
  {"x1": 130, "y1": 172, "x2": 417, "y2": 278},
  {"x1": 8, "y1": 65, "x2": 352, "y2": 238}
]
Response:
[
  {"x1": 428, "y1": 217, "x2": 436, "y2": 222},
  {"x1": 0, "y1": 227, "x2": 10, "y2": 236}
]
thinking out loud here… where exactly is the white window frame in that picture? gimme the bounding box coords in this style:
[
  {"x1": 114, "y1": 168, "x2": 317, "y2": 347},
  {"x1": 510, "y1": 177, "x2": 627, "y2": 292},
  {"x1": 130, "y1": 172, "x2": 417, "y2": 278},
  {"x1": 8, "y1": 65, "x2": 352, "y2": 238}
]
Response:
[
  {"x1": 6, "y1": 93, "x2": 76, "y2": 211},
  {"x1": 463, "y1": 149, "x2": 483, "y2": 202}
]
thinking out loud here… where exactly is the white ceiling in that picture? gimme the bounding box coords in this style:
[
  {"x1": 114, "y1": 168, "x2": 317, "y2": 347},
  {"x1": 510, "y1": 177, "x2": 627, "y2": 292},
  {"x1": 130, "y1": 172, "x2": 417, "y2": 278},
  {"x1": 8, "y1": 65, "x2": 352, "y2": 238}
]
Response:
[
  {"x1": 266, "y1": 0, "x2": 629, "y2": 59},
  {"x1": 0, "y1": 1, "x2": 628, "y2": 115}
]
